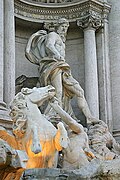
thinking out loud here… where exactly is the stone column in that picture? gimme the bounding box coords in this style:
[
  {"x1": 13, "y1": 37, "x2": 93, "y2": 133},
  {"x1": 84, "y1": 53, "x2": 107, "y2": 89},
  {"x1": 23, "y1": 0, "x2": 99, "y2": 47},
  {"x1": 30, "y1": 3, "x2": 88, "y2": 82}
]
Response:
[
  {"x1": 84, "y1": 28, "x2": 99, "y2": 118},
  {"x1": 77, "y1": 13, "x2": 102, "y2": 118},
  {"x1": 4, "y1": 0, "x2": 15, "y2": 106},
  {"x1": 0, "y1": 0, "x2": 13, "y2": 129},
  {"x1": 96, "y1": 12, "x2": 112, "y2": 131},
  {"x1": 0, "y1": 0, "x2": 6, "y2": 110}
]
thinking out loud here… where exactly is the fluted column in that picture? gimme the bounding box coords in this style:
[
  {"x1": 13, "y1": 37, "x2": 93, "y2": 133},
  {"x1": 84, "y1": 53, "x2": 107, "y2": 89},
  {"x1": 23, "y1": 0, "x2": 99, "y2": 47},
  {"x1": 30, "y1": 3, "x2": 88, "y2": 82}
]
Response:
[
  {"x1": 4, "y1": 0, "x2": 15, "y2": 106},
  {"x1": 77, "y1": 12, "x2": 102, "y2": 118},
  {"x1": 0, "y1": 0, "x2": 7, "y2": 111}
]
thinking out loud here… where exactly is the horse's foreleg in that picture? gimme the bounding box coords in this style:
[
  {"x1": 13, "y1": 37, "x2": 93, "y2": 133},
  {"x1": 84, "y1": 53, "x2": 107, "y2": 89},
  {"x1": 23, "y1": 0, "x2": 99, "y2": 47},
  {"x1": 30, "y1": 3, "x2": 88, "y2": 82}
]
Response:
[
  {"x1": 55, "y1": 122, "x2": 69, "y2": 151},
  {"x1": 31, "y1": 126, "x2": 42, "y2": 154},
  {"x1": 47, "y1": 152, "x2": 58, "y2": 168}
]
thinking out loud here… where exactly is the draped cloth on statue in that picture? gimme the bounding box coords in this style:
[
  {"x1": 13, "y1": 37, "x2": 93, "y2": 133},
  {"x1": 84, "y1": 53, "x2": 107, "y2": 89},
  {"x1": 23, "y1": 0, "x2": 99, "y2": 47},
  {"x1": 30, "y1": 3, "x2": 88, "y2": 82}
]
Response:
[{"x1": 25, "y1": 30, "x2": 48, "y2": 65}]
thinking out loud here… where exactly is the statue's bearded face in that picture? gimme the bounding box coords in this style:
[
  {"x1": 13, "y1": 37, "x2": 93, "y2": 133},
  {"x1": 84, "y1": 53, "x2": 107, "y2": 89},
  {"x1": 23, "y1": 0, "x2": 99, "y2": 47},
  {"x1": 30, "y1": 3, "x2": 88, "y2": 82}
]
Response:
[{"x1": 57, "y1": 23, "x2": 69, "y2": 35}]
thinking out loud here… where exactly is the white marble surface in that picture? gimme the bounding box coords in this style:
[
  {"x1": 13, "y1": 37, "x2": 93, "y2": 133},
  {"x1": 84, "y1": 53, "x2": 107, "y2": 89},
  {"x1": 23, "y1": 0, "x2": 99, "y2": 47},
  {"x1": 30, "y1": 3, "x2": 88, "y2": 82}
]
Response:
[
  {"x1": 4, "y1": 0, "x2": 15, "y2": 105},
  {"x1": 108, "y1": 0, "x2": 120, "y2": 135},
  {"x1": 0, "y1": 0, "x2": 4, "y2": 103},
  {"x1": 84, "y1": 28, "x2": 99, "y2": 118}
]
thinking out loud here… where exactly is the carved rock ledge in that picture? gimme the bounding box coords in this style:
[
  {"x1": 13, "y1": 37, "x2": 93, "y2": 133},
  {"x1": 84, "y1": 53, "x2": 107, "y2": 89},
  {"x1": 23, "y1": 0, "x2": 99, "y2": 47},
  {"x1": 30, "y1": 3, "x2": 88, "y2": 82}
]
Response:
[{"x1": 21, "y1": 159, "x2": 120, "y2": 180}]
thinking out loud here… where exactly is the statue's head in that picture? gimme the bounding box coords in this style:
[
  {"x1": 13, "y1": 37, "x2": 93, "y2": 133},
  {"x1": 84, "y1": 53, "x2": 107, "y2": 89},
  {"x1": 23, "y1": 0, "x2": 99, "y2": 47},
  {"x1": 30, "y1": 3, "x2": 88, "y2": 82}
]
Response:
[
  {"x1": 57, "y1": 18, "x2": 69, "y2": 26},
  {"x1": 44, "y1": 18, "x2": 69, "y2": 35},
  {"x1": 56, "y1": 18, "x2": 69, "y2": 35}
]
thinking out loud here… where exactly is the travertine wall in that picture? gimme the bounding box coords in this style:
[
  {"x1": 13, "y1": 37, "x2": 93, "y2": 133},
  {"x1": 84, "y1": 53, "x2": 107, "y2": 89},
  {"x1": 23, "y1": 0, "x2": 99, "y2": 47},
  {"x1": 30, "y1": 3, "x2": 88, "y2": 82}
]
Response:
[
  {"x1": 15, "y1": 20, "x2": 40, "y2": 78},
  {"x1": 108, "y1": 0, "x2": 120, "y2": 140},
  {"x1": 66, "y1": 25, "x2": 85, "y2": 120}
]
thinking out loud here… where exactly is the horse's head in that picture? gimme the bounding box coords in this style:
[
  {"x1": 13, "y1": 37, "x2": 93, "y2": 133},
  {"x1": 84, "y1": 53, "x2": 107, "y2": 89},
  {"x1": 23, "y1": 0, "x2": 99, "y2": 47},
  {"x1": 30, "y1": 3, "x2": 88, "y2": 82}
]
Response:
[
  {"x1": 21, "y1": 85, "x2": 55, "y2": 106},
  {"x1": 10, "y1": 86, "x2": 56, "y2": 138}
]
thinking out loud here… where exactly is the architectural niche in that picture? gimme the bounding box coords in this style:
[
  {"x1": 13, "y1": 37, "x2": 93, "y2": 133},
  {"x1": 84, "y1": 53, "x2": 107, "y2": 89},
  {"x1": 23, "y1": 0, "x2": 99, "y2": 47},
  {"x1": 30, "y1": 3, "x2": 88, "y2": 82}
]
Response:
[{"x1": 15, "y1": 0, "x2": 112, "y2": 126}]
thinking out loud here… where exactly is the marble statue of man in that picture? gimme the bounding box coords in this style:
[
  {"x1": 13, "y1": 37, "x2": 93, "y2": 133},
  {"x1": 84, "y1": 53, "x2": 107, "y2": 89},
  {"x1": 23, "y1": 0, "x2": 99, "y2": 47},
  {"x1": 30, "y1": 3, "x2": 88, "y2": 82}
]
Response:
[{"x1": 25, "y1": 18, "x2": 94, "y2": 123}]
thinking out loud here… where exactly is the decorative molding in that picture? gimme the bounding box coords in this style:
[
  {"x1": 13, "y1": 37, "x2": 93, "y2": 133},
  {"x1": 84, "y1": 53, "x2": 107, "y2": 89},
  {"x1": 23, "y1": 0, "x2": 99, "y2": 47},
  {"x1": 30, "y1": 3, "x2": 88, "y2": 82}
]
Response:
[
  {"x1": 14, "y1": 0, "x2": 111, "y2": 23},
  {"x1": 113, "y1": 130, "x2": 120, "y2": 138},
  {"x1": 23, "y1": 0, "x2": 75, "y2": 4},
  {"x1": 77, "y1": 10, "x2": 103, "y2": 30}
]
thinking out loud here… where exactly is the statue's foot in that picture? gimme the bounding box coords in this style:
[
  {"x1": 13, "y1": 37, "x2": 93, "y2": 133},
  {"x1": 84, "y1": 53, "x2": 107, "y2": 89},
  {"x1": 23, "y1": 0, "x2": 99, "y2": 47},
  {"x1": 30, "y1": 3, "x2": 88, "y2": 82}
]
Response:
[{"x1": 87, "y1": 117, "x2": 101, "y2": 125}]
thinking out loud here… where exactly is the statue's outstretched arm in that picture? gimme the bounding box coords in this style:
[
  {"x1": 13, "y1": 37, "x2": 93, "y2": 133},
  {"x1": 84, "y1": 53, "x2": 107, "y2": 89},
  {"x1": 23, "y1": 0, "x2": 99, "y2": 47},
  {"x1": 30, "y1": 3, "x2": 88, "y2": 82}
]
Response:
[{"x1": 49, "y1": 98, "x2": 84, "y2": 134}]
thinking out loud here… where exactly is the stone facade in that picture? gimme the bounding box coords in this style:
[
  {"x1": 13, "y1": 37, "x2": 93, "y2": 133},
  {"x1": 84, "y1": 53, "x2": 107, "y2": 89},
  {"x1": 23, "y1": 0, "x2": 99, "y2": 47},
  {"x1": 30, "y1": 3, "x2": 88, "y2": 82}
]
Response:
[{"x1": 1, "y1": 1, "x2": 120, "y2": 178}]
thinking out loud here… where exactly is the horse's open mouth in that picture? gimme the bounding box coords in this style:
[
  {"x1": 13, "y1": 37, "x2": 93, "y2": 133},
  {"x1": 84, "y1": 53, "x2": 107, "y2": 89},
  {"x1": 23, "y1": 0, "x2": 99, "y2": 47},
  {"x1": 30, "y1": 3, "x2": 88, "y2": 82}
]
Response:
[
  {"x1": 48, "y1": 86, "x2": 56, "y2": 98},
  {"x1": 48, "y1": 89, "x2": 55, "y2": 92},
  {"x1": 48, "y1": 87, "x2": 55, "y2": 93}
]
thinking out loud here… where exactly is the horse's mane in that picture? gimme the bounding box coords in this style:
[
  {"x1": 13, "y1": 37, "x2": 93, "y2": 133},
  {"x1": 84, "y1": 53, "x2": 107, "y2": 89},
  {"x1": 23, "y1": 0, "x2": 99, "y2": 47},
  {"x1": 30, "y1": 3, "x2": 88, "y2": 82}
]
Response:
[{"x1": 10, "y1": 92, "x2": 28, "y2": 138}]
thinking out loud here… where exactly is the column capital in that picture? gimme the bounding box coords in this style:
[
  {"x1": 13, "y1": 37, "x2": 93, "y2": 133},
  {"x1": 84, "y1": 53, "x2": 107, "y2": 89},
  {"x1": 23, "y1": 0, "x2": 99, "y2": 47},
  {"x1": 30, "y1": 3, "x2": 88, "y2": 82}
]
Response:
[{"x1": 77, "y1": 10, "x2": 103, "y2": 31}]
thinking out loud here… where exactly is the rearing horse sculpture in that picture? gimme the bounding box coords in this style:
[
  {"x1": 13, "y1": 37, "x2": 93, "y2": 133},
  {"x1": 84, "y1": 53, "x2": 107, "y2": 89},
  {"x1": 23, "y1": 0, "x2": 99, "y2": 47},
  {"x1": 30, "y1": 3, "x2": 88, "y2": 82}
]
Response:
[{"x1": 9, "y1": 85, "x2": 69, "y2": 168}]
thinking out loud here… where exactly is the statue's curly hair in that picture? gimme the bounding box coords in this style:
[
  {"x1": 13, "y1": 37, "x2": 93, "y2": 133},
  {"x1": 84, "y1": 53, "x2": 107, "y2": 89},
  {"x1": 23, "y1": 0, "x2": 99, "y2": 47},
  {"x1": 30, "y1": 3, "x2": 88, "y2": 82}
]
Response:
[{"x1": 44, "y1": 18, "x2": 69, "y2": 32}]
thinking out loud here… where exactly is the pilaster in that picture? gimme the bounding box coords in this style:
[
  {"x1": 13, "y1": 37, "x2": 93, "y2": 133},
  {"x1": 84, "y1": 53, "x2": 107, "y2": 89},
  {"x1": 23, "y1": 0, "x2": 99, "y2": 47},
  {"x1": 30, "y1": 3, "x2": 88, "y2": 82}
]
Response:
[
  {"x1": 0, "y1": 0, "x2": 13, "y2": 130},
  {"x1": 96, "y1": 7, "x2": 112, "y2": 131},
  {"x1": 0, "y1": 0, "x2": 6, "y2": 110}
]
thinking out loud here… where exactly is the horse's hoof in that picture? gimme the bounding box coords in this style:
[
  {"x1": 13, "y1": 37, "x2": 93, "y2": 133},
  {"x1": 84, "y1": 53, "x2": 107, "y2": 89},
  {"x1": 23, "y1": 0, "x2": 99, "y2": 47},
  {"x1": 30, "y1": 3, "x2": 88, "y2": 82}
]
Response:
[{"x1": 31, "y1": 144, "x2": 42, "y2": 154}]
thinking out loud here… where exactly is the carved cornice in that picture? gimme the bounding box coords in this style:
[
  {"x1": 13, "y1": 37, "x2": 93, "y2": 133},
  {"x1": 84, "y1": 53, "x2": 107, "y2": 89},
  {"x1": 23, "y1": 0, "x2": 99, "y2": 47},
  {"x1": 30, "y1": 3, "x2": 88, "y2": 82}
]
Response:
[
  {"x1": 14, "y1": 0, "x2": 111, "y2": 23},
  {"x1": 21, "y1": 0, "x2": 76, "y2": 4}
]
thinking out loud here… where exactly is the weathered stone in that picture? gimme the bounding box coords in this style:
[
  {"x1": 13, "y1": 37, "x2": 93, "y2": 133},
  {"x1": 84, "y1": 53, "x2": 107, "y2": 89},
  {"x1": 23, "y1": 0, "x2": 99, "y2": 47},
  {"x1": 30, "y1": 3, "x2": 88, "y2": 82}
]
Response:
[
  {"x1": 15, "y1": 75, "x2": 39, "y2": 94},
  {"x1": 10, "y1": 86, "x2": 69, "y2": 169},
  {"x1": 4, "y1": 0, "x2": 15, "y2": 106},
  {"x1": 2, "y1": 0, "x2": 120, "y2": 180},
  {"x1": 21, "y1": 159, "x2": 120, "y2": 180},
  {"x1": 88, "y1": 120, "x2": 120, "y2": 160},
  {"x1": 25, "y1": 18, "x2": 94, "y2": 123}
]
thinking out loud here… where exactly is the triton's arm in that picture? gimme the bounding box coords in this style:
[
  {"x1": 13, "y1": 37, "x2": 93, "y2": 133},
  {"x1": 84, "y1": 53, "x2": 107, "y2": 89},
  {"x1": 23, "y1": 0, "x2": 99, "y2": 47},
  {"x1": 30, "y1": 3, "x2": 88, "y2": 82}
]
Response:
[{"x1": 50, "y1": 98, "x2": 84, "y2": 134}]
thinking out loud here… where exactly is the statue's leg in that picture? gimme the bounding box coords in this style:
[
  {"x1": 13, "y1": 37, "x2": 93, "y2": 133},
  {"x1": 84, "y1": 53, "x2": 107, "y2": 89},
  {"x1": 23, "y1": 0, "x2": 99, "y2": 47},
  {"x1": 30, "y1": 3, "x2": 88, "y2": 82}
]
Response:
[
  {"x1": 63, "y1": 74, "x2": 93, "y2": 122},
  {"x1": 51, "y1": 68, "x2": 63, "y2": 107}
]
